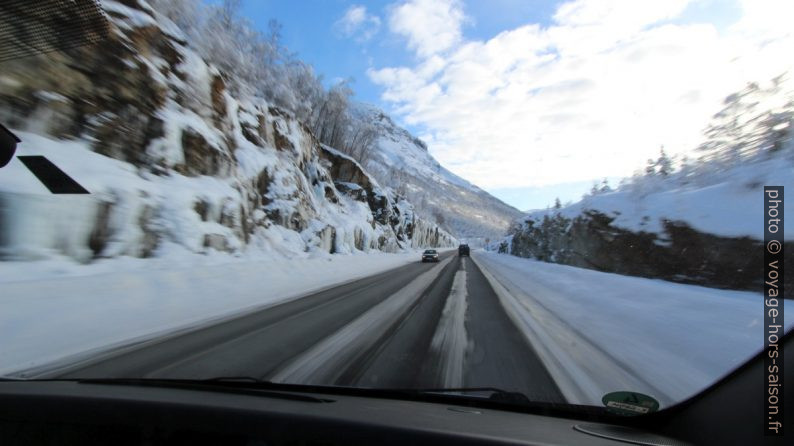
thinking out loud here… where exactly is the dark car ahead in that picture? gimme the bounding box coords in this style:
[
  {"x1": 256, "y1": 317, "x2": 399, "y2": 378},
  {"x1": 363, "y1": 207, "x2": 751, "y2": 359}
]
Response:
[
  {"x1": 458, "y1": 244, "x2": 470, "y2": 256},
  {"x1": 421, "y1": 249, "x2": 439, "y2": 262}
]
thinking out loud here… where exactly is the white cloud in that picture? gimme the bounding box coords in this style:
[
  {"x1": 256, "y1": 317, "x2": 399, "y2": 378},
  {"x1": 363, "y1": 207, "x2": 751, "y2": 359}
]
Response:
[
  {"x1": 554, "y1": 0, "x2": 691, "y2": 28},
  {"x1": 335, "y1": 5, "x2": 381, "y2": 42},
  {"x1": 387, "y1": 0, "x2": 467, "y2": 57},
  {"x1": 370, "y1": 0, "x2": 794, "y2": 189}
]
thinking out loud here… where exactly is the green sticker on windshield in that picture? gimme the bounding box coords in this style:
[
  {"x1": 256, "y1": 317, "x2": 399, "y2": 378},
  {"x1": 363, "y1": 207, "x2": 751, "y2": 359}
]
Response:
[{"x1": 602, "y1": 391, "x2": 659, "y2": 416}]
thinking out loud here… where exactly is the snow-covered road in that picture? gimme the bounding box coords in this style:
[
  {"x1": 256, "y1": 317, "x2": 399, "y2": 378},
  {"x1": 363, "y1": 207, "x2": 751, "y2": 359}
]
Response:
[
  {"x1": 1, "y1": 248, "x2": 787, "y2": 410},
  {"x1": 10, "y1": 251, "x2": 562, "y2": 404}
]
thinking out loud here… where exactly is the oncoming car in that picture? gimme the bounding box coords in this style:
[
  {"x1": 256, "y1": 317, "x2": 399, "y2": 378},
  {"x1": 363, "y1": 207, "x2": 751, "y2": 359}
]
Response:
[{"x1": 421, "y1": 249, "x2": 439, "y2": 262}]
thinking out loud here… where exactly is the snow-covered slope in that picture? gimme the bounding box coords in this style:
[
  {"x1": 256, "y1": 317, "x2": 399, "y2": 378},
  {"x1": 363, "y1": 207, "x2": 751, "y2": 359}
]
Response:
[
  {"x1": 498, "y1": 154, "x2": 793, "y2": 290},
  {"x1": 351, "y1": 103, "x2": 522, "y2": 241},
  {"x1": 524, "y1": 158, "x2": 793, "y2": 240},
  {"x1": 0, "y1": 0, "x2": 455, "y2": 263},
  {"x1": 497, "y1": 77, "x2": 794, "y2": 290}
]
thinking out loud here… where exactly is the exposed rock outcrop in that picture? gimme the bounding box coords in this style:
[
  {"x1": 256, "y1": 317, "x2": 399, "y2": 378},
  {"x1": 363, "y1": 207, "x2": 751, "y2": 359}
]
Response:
[
  {"x1": 503, "y1": 211, "x2": 792, "y2": 291},
  {"x1": 0, "y1": 0, "x2": 455, "y2": 262}
]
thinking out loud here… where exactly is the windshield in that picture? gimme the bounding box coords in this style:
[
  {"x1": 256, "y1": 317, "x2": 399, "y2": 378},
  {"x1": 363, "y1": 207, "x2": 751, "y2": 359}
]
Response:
[{"x1": 0, "y1": 0, "x2": 791, "y2": 419}]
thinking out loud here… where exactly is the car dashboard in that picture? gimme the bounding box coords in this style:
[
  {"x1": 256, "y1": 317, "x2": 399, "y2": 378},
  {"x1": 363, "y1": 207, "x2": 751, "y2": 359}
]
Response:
[
  {"x1": 1, "y1": 329, "x2": 792, "y2": 446},
  {"x1": 0, "y1": 379, "x2": 675, "y2": 446}
]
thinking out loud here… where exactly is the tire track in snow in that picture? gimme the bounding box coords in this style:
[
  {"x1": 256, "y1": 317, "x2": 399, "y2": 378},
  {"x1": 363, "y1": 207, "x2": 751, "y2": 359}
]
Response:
[
  {"x1": 269, "y1": 256, "x2": 454, "y2": 384},
  {"x1": 472, "y1": 252, "x2": 668, "y2": 405}
]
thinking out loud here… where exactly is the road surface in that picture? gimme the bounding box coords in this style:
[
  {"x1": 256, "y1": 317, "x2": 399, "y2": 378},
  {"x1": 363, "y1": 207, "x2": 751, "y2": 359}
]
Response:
[{"x1": 46, "y1": 251, "x2": 564, "y2": 403}]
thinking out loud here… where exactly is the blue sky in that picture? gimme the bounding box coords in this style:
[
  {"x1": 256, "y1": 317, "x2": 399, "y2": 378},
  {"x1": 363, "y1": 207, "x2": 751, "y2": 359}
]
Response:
[
  {"x1": 237, "y1": 0, "x2": 566, "y2": 210},
  {"x1": 239, "y1": 1, "x2": 558, "y2": 106},
  {"x1": 232, "y1": 0, "x2": 789, "y2": 211}
]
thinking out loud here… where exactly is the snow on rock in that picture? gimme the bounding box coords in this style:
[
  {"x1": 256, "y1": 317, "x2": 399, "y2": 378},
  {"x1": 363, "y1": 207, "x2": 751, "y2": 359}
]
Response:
[
  {"x1": 497, "y1": 77, "x2": 794, "y2": 290},
  {"x1": 0, "y1": 0, "x2": 454, "y2": 264},
  {"x1": 498, "y1": 157, "x2": 793, "y2": 290}
]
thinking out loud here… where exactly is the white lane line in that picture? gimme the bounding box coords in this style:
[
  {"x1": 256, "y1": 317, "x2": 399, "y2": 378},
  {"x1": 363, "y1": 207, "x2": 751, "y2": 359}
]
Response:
[
  {"x1": 271, "y1": 255, "x2": 455, "y2": 384},
  {"x1": 429, "y1": 258, "x2": 469, "y2": 388}
]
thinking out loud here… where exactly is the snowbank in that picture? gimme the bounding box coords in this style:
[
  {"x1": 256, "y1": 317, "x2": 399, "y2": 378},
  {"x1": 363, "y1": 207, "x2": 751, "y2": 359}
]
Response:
[
  {"x1": 0, "y1": 250, "x2": 430, "y2": 376},
  {"x1": 473, "y1": 250, "x2": 792, "y2": 407}
]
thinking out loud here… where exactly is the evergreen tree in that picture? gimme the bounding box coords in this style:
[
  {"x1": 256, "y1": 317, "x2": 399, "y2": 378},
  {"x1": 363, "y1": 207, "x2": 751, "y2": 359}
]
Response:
[
  {"x1": 645, "y1": 157, "x2": 657, "y2": 176},
  {"x1": 657, "y1": 147, "x2": 673, "y2": 177},
  {"x1": 599, "y1": 178, "x2": 611, "y2": 193}
]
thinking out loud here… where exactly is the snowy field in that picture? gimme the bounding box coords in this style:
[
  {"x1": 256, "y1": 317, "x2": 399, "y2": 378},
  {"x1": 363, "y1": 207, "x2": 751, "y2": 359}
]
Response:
[
  {"x1": 473, "y1": 250, "x2": 793, "y2": 407},
  {"x1": 0, "y1": 249, "x2": 442, "y2": 376}
]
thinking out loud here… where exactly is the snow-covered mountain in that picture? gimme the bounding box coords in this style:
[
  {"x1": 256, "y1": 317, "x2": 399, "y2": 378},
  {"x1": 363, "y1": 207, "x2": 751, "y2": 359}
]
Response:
[
  {"x1": 0, "y1": 0, "x2": 458, "y2": 263},
  {"x1": 351, "y1": 103, "x2": 523, "y2": 242}
]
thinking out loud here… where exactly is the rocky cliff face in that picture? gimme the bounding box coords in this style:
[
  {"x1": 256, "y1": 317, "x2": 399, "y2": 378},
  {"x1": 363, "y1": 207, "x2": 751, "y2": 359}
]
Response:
[
  {"x1": 0, "y1": 0, "x2": 454, "y2": 262},
  {"x1": 501, "y1": 210, "x2": 794, "y2": 291}
]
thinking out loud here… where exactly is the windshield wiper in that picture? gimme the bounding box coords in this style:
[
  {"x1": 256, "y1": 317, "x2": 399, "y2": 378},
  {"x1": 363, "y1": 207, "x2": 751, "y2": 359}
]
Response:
[
  {"x1": 198, "y1": 380, "x2": 530, "y2": 402},
  {"x1": 74, "y1": 377, "x2": 334, "y2": 403},
  {"x1": 5, "y1": 376, "x2": 530, "y2": 404},
  {"x1": 201, "y1": 376, "x2": 262, "y2": 383},
  {"x1": 77, "y1": 378, "x2": 531, "y2": 404},
  {"x1": 9, "y1": 377, "x2": 592, "y2": 416},
  {"x1": 389, "y1": 387, "x2": 532, "y2": 404}
]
